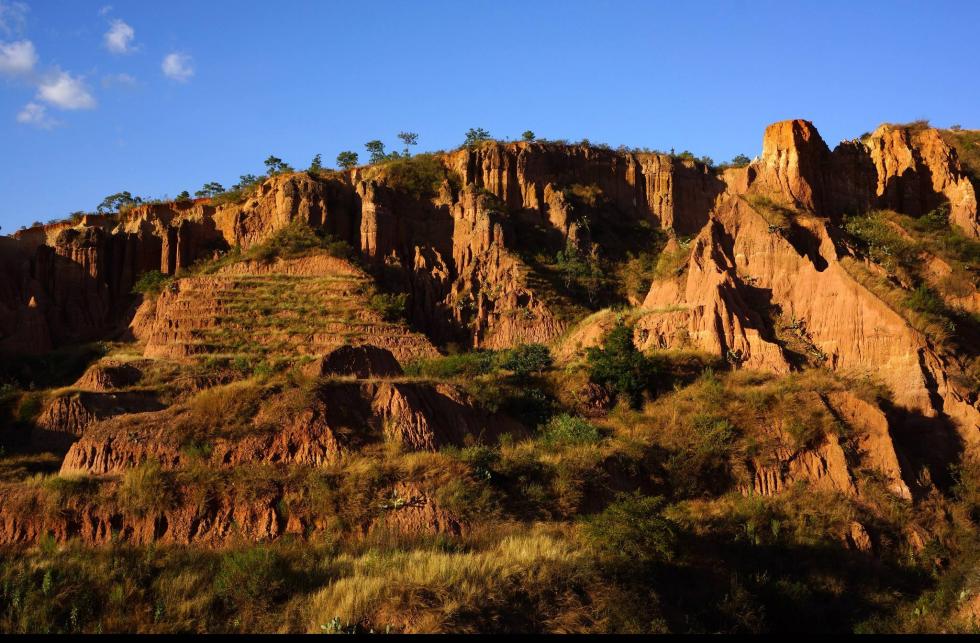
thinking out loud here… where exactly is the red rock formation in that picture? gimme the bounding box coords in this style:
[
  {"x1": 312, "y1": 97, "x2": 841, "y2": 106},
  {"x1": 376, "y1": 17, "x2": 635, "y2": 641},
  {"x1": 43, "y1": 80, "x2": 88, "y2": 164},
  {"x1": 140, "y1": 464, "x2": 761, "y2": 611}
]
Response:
[
  {"x1": 33, "y1": 391, "x2": 163, "y2": 451},
  {"x1": 312, "y1": 344, "x2": 404, "y2": 379},
  {"x1": 866, "y1": 125, "x2": 978, "y2": 237},
  {"x1": 753, "y1": 119, "x2": 830, "y2": 212},
  {"x1": 61, "y1": 380, "x2": 520, "y2": 477},
  {"x1": 73, "y1": 360, "x2": 143, "y2": 391},
  {"x1": 636, "y1": 220, "x2": 789, "y2": 372}
]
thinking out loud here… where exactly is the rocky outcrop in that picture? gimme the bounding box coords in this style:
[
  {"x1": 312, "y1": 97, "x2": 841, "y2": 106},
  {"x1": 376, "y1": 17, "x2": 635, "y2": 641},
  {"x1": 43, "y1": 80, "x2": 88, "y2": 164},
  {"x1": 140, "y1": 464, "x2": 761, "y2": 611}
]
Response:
[
  {"x1": 73, "y1": 360, "x2": 143, "y2": 391},
  {"x1": 5, "y1": 119, "x2": 975, "y2": 356},
  {"x1": 641, "y1": 197, "x2": 979, "y2": 437},
  {"x1": 752, "y1": 119, "x2": 831, "y2": 212},
  {"x1": 746, "y1": 119, "x2": 978, "y2": 237},
  {"x1": 0, "y1": 485, "x2": 283, "y2": 546},
  {"x1": 443, "y1": 141, "x2": 723, "y2": 235},
  {"x1": 372, "y1": 381, "x2": 515, "y2": 451},
  {"x1": 312, "y1": 344, "x2": 404, "y2": 379},
  {"x1": 61, "y1": 380, "x2": 520, "y2": 476},
  {"x1": 636, "y1": 220, "x2": 789, "y2": 372},
  {"x1": 744, "y1": 391, "x2": 912, "y2": 500},
  {"x1": 865, "y1": 125, "x2": 978, "y2": 237},
  {"x1": 637, "y1": 120, "x2": 979, "y2": 440},
  {"x1": 33, "y1": 390, "x2": 163, "y2": 450},
  {"x1": 825, "y1": 391, "x2": 911, "y2": 499}
]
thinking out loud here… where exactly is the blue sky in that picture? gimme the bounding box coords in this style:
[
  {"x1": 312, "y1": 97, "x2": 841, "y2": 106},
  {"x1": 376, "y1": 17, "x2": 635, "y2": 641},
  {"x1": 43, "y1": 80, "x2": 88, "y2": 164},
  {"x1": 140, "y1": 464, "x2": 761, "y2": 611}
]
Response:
[{"x1": 1, "y1": 0, "x2": 977, "y2": 231}]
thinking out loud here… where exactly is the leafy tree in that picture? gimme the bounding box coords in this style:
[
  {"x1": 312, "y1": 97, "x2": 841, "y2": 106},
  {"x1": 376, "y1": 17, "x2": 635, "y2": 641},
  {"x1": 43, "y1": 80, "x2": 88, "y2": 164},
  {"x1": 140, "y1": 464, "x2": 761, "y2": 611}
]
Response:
[
  {"x1": 499, "y1": 343, "x2": 553, "y2": 379},
  {"x1": 336, "y1": 150, "x2": 359, "y2": 170},
  {"x1": 522, "y1": 130, "x2": 536, "y2": 142},
  {"x1": 176, "y1": 190, "x2": 191, "y2": 202},
  {"x1": 195, "y1": 182, "x2": 225, "y2": 198},
  {"x1": 364, "y1": 140, "x2": 387, "y2": 164},
  {"x1": 233, "y1": 174, "x2": 260, "y2": 191},
  {"x1": 586, "y1": 319, "x2": 657, "y2": 408},
  {"x1": 264, "y1": 155, "x2": 293, "y2": 175},
  {"x1": 397, "y1": 131, "x2": 419, "y2": 156},
  {"x1": 97, "y1": 191, "x2": 142, "y2": 214},
  {"x1": 132, "y1": 270, "x2": 173, "y2": 296},
  {"x1": 309, "y1": 154, "x2": 323, "y2": 172},
  {"x1": 555, "y1": 240, "x2": 606, "y2": 302},
  {"x1": 729, "y1": 153, "x2": 751, "y2": 166},
  {"x1": 463, "y1": 127, "x2": 491, "y2": 147}
]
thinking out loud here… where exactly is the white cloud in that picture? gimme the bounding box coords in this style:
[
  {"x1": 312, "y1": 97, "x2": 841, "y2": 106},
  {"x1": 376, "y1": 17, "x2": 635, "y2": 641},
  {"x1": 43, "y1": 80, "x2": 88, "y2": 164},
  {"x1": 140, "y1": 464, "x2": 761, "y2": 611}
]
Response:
[
  {"x1": 98, "y1": 5, "x2": 113, "y2": 17},
  {"x1": 0, "y1": 38, "x2": 35, "y2": 75},
  {"x1": 37, "y1": 70, "x2": 96, "y2": 109},
  {"x1": 102, "y1": 72, "x2": 137, "y2": 88},
  {"x1": 0, "y1": 1, "x2": 28, "y2": 37},
  {"x1": 16, "y1": 101, "x2": 58, "y2": 128},
  {"x1": 161, "y1": 52, "x2": 193, "y2": 82},
  {"x1": 104, "y1": 18, "x2": 135, "y2": 54}
]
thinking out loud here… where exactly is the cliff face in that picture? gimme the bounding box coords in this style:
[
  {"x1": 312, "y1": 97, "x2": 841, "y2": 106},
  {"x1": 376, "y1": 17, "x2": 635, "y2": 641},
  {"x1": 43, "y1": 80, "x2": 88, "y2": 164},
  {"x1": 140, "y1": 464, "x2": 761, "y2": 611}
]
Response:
[
  {"x1": 2, "y1": 118, "x2": 977, "y2": 441},
  {"x1": 744, "y1": 119, "x2": 978, "y2": 236},
  {"x1": 637, "y1": 120, "x2": 979, "y2": 451}
]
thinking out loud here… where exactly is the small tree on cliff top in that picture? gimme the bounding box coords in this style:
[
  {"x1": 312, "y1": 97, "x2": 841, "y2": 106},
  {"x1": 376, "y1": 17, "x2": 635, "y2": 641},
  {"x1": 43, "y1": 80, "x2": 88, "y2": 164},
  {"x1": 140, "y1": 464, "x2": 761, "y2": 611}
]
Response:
[
  {"x1": 397, "y1": 131, "x2": 418, "y2": 157},
  {"x1": 264, "y1": 155, "x2": 293, "y2": 175},
  {"x1": 464, "y1": 128, "x2": 492, "y2": 148},
  {"x1": 365, "y1": 140, "x2": 388, "y2": 164},
  {"x1": 195, "y1": 182, "x2": 225, "y2": 198},
  {"x1": 97, "y1": 191, "x2": 142, "y2": 214},
  {"x1": 336, "y1": 151, "x2": 359, "y2": 170}
]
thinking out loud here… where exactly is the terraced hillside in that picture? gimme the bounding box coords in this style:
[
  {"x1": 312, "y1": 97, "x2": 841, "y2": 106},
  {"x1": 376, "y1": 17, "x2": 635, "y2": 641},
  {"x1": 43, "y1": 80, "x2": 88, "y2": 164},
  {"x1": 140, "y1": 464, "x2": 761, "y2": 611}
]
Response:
[{"x1": 136, "y1": 258, "x2": 437, "y2": 363}]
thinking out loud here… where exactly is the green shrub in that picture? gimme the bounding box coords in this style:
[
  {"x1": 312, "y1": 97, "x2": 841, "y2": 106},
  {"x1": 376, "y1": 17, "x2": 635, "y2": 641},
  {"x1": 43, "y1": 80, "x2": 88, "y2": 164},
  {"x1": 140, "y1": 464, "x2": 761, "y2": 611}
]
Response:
[
  {"x1": 132, "y1": 270, "x2": 173, "y2": 297},
  {"x1": 905, "y1": 284, "x2": 945, "y2": 316},
  {"x1": 651, "y1": 240, "x2": 691, "y2": 280},
  {"x1": 666, "y1": 413, "x2": 737, "y2": 497},
  {"x1": 380, "y1": 153, "x2": 447, "y2": 199},
  {"x1": 498, "y1": 343, "x2": 553, "y2": 379},
  {"x1": 213, "y1": 547, "x2": 288, "y2": 611},
  {"x1": 117, "y1": 460, "x2": 174, "y2": 515},
  {"x1": 844, "y1": 211, "x2": 918, "y2": 274},
  {"x1": 582, "y1": 492, "x2": 677, "y2": 569},
  {"x1": 619, "y1": 250, "x2": 660, "y2": 302},
  {"x1": 178, "y1": 380, "x2": 265, "y2": 441},
  {"x1": 463, "y1": 127, "x2": 492, "y2": 147},
  {"x1": 539, "y1": 414, "x2": 601, "y2": 446},
  {"x1": 586, "y1": 320, "x2": 658, "y2": 408},
  {"x1": 368, "y1": 292, "x2": 408, "y2": 322},
  {"x1": 244, "y1": 219, "x2": 355, "y2": 264},
  {"x1": 565, "y1": 183, "x2": 603, "y2": 208},
  {"x1": 403, "y1": 351, "x2": 498, "y2": 379}
]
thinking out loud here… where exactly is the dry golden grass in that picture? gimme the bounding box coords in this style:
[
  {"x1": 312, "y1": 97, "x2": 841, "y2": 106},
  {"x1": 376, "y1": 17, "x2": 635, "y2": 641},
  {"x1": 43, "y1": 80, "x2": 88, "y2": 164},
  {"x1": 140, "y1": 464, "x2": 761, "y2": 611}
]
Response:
[{"x1": 306, "y1": 528, "x2": 593, "y2": 633}]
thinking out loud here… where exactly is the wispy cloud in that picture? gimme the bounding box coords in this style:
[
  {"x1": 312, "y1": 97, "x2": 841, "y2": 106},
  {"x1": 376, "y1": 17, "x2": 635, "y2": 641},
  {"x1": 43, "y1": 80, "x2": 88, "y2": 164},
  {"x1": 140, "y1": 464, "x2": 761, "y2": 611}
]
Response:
[
  {"x1": 161, "y1": 52, "x2": 193, "y2": 82},
  {"x1": 37, "y1": 70, "x2": 96, "y2": 109},
  {"x1": 102, "y1": 71, "x2": 137, "y2": 88},
  {"x1": 0, "y1": 38, "x2": 35, "y2": 75},
  {"x1": 0, "y1": 1, "x2": 28, "y2": 37},
  {"x1": 16, "y1": 101, "x2": 58, "y2": 128},
  {"x1": 98, "y1": 5, "x2": 113, "y2": 17},
  {"x1": 104, "y1": 18, "x2": 136, "y2": 54}
]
